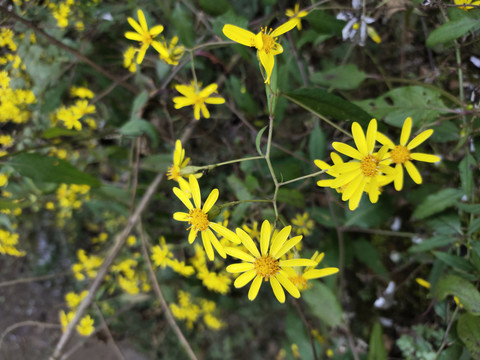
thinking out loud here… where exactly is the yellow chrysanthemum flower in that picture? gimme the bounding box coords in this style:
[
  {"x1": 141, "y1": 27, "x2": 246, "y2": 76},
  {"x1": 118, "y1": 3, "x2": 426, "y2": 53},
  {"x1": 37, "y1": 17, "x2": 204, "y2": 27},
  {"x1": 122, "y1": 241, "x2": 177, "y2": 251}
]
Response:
[
  {"x1": 291, "y1": 212, "x2": 315, "y2": 236},
  {"x1": 328, "y1": 119, "x2": 396, "y2": 210},
  {"x1": 225, "y1": 220, "x2": 317, "y2": 303},
  {"x1": 222, "y1": 19, "x2": 297, "y2": 84},
  {"x1": 173, "y1": 83, "x2": 225, "y2": 120},
  {"x1": 455, "y1": 0, "x2": 480, "y2": 11},
  {"x1": 158, "y1": 36, "x2": 184, "y2": 65},
  {"x1": 285, "y1": 3, "x2": 309, "y2": 30},
  {"x1": 76, "y1": 314, "x2": 95, "y2": 337},
  {"x1": 284, "y1": 251, "x2": 339, "y2": 291},
  {"x1": 124, "y1": 9, "x2": 164, "y2": 64},
  {"x1": 173, "y1": 175, "x2": 239, "y2": 261},
  {"x1": 167, "y1": 139, "x2": 200, "y2": 195},
  {"x1": 376, "y1": 117, "x2": 440, "y2": 191}
]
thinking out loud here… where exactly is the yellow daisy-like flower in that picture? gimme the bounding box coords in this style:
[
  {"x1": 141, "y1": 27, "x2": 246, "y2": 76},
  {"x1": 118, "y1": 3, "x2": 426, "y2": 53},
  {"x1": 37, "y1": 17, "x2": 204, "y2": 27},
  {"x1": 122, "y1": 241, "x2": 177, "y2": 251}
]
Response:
[
  {"x1": 225, "y1": 220, "x2": 317, "y2": 303},
  {"x1": 76, "y1": 314, "x2": 95, "y2": 337},
  {"x1": 329, "y1": 119, "x2": 396, "y2": 211},
  {"x1": 455, "y1": 0, "x2": 480, "y2": 11},
  {"x1": 173, "y1": 175, "x2": 239, "y2": 261},
  {"x1": 222, "y1": 19, "x2": 297, "y2": 84},
  {"x1": 124, "y1": 9, "x2": 164, "y2": 64},
  {"x1": 167, "y1": 140, "x2": 200, "y2": 196},
  {"x1": 284, "y1": 251, "x2": 339, "y2": 291},
  {"x1": 158, "y1": 36, "x2": 184, "y2": 66},
  {"x1": 173, "y1": 83, "x2": 225, "y2": 120},
  {"x1": 376, "y1": 117, "x2": 440, "y2": 191},
  {"x1": 291, "y1": 212, "x2": 315, "y2": 236},
  {"x1": 285, "y1": 3, "x2": 309, "y2": 31}
]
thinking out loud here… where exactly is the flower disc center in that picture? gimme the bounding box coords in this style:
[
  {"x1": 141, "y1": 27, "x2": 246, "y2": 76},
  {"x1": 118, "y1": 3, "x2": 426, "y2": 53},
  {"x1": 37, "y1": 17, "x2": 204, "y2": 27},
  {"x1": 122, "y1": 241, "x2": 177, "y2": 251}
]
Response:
[
  {"x1": 390, "y1": 145, "x2": 411, "y2": 164},
  {"x1": 254, "y1": 255, "x2": 280, "y2": 280},
  {"x1": 260, "y1": 28, "x2": 277, "y2": 53},
  {"x1": 188, "y1": 208, "x2": 209, "y2": 232},
  {"x1": 361, "y1": 155, "x2": 380, "y2": 177}
]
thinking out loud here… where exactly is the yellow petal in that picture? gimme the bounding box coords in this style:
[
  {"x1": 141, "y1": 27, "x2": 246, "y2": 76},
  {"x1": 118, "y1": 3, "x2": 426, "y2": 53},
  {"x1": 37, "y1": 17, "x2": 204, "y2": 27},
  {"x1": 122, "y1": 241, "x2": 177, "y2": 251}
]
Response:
[
  {"x1": 222, "y1": 24, "x2": 255, "y2": 47},
  {"x1": 273, "y1": 235, "x2": 302, "y2": 259},
  {"x1": 173, "y1": 187, "x2": 193, "y2": 210},
  {"x1": 175, "y1": 84, "x2": 196, "y2": 97},
  {"x1": 332, "y1": 142, "x2": 363, "y2": 160},
  {"x1": 127, "y1": 17, "x2": 143, "y2": 35},
  {"x1": 394, "y1": 163, "x2": 404, "y2": 191},
  {"x1": 136, "y1": 45, "x2": 148, "y2": 64},
  {"x1": 405, "y1": 160, "x2": 422, "y2": 184},
  {"x1": 410, "y1": 153, "x2": 441, "y2": 163},
  {"x1": 150, "y1": 25, "x2": 164, "y2": 37},
  {"x1": 125, "y1": 32, "x2": 143, "y2": 41},
  {"x1": 173, "y1": 212, "x2": 189, "y2": 221},
  {"x1": 188, "y1": 229, "x2": 198, "y2": 244},
  {"x1": 205, "y1": 228, "x2": 226, "y2": 259},
  {"x1": 275, "y1": 272, "x2": 300, "y2": 298},
  {"x1": 400, "y1": 117, "x2": 412, "y2": 146},
  {"x1": 210, "y1": 222, "x2": 241, "y2": 244},
  {"x1": 352, "y1": 122, "x2": 367, "y2": 155},
  {"x1": 376, "y1": 132, "x2": 395, "y2": 149},
  {"x1": 366, "y1": 119, "x2": 377, "y2": 153},
  {"x1": 204, "y1": 96, "x2": 225, "y2": 104},
  {"x1": 280, "y1": 259, "x2": 317, "y2": 267},
  {"x1": 407, "y1": 129, "x2": 434, "y2": 150},
  {"x1": 248, "y1": 275, "x2": 263, "y2": 301},
  {"x1": 233, "y1": 269, "x2": 256, "y2": 287},
  {"x1": 203, "y1": 188, "x2": 218, "y2": 213},
  {"x1": 189, "y1": 175, "x2": 201, "y2": 209},
  {"x1": 269, "y1": 226, "x2": 291, "y2": 258},
  {"x1": 258, "y1": 50, "x2": 275, "y2": 84},
  {"x1": 236, "y1": 228, "x2": 261, "y2": 258},
  {"x1": 226, "y1": 263, "x2": 254, "y2": 273},
  {"x1": 201, "y1": 230, "x2": 215, "y2": 261},
  {"x1": 271, "y1": 19, "x2": 297, "y2": 37},
  {"x1": 194, "y1": 104, "x2": 201, "y2": 120},
  {"x1": 200, "y1": 104, "x2": 210, "y2": 119},
  {"x1": 137, "y1": 9, "x2": 148, "y2": 33},
  {"x1": 303, "y1": 267, "x2": 339, "y2": 280},
  {"x1": 270, "y1": 276, "x2": 285, "y2": 303},
  {"x1": 260, "y1": 220, "x2": 271, "y2": 256},
  {"x1": 199, "y1": 83, "x2": 218, "y2": 98},
  {"x1": 225, "y1": 247, "x2": 255, "y2": 262}
]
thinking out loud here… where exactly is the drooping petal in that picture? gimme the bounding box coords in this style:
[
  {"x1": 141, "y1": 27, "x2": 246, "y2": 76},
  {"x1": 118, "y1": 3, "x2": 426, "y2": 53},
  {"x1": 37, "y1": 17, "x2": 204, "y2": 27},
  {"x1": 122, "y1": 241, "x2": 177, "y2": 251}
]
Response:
[
  {"x1": 194, "y1": 104, "x2": 201, "y2": 120},
  {"x1": 233, "y1": 269, "x2": 256, "y2": 288},
  {"x1": 348, "y1": 176, "x2": 367, "y2": 210},
  {"x1": 227, "y1": 262, "x2": 255, "y2": 273},
  {"x1": 407, "y1": 129, "x2": 433, "y2": 150},
  {"x1": 125, "y1": 32, "x2": 144, "y2": 41},
  {"x1": 173, "y1": 140, "x2": 182, "y2": 165},
  {"x1": 332, "y1": 142, "x2": 363, "y2": 160},
  {"x1": 210, "y1": 223, "x2": 241, "y2": 244},
  {"x1": 376, "y1": 132, "x2": 395, "y2": 149},
  {"x1": 400, "y1": 117, "x2": 412, "y2": 146},
  {"x1": 342, "y1": 173, "x2": 363, "y2": 201},
  {"x1": 136, "y1": 45, "x2": 148, "y2": 64},
  {"x1": 303, "y1": 267, "x2": 339, "y2": 280},
  {"x1": 260, "y1": 220, "x2": 271, "y2": 256},
  {"x1": 410, "y1": 153, "x2": 441, "y2": 163},
  {"x1": 225, "y1": 247, "x2": 255, "y2": 262},
  {"x1": 367, "y1": 177, "x2": 380, "y2": 204},
  {"x1": 201, "y1": 230, "x2": 214, "y2": 261},
  {"x1": 394, "y1": 163, "x2": 403, "y2": 191},
  {"x1": 236, "y1": 228, "x2": 261, "y2": 258},
  {"x1": 366, "y1": 119, "x2": 378, "y2": 154},
  {"x1": 352, "y1": 122, "x2": 368, "y2": 155},
  {"x1": 280, "y1": 259, "x2": 317, "y2": 267},
  {"x1": 222, "y1": 24, "x2": 256, "y2": 47},
  {"x1": 271, "y1": 19, "x2": 298, "y2": 36},
  {"x1": 173, "y1": 212, "x2": 190, "y2": 221},
  {"x1": 127, "y1": 18, "x2": 143, "y2": 35},
  {"x1": 254, "y1": 32, "x2": 263, "y2": 50},
  {"x1": 270, "y1": 277, "x2": 285, "y2": 303},
  {"x1": 205, "y1": 228, "x2": 226, "y2": 259},
  {"x1": 203, "y1": 188, "x2": 218, "y2": 213},
  {"x1": 269, "y1": 226, "x2": 291, "y2": 258},
  {"x1": 248, "y1": 275, "x2": 263, "y2": 301},
  {"x1": 188, "y1": 229, "x2": 198, "y2": 244},
  {"x1": 276, "y1": 272, "x2": 300, "y2": 298},
  {"x1": 200, "y1": 104, "x2": 210, "y2": 119},
  {"x1": 189, "y1": 175, "x2": 201, "y2": 209},
  {"x1": 258, "y1": 50, "x2": 275, "y2": 84},
  {"x1": 152, "y1": 41, "x2": 168, "y2": 57},
  {"x1": 173, "y1": 187, "x2": 194, "y2": 210},
  {"x1": 405, "y1": 160, "x2": 422, "y2": 184}
]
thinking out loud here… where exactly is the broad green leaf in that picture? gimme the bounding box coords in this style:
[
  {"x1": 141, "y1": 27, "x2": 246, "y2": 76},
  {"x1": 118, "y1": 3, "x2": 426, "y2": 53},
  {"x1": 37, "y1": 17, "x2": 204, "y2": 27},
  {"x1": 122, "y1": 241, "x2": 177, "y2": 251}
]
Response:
[
  {"x1": 120, "y1": 119, "x2": 159, "y2": 148},
  {"x1": 255, "y1": 125, "x2": 268, "y2": 156},
  {"x1": 353, "y1": 239, "x2": 388, "y2": 275},
  {"x1": 305, "y1": 10, "x2": 344, "y2": 36},
  {"x1": 355, "y1": 86, "x2": 448, "y2": 127},
  {"x1": 42, "y1": 127, "x2": 83, "y2": 139},
  {"x1": 456, "y1": 202, "x2": 480, "y2": 214},
  {"x1": 171, "y1": 4, "x2": 194, "y2": 47},
  {"x1": 286, "y1": 309, "x2": 316, "y2": 360},
  {"x1": 433, "y1": 252, "x2": 475, "y2": 273},
  {"x1": 309, "y1": 120, "x2": 326, "y2": 162},
  {"x1": 140, "y1": 153, "x2": 172, "y2": 172},
  {"x1": 430, "y1": 121, "x2": 460, "y2": 143},
  {"x1": 303, "y1": 282, "x2": 343, "y2": 327},
  {"x1": 427, "y1": 18, "x2": 480, "y2": 48},
  {"x1": 435, "y1": 275, "x2": 480, "y2": 315},
  {"x1": 8, "y1": 153, "x2": 100, "y2": 187},
  {"x1": 459, "y1": 153, "x2": 476, "y2": 197},
  {"x1": 468, "y1": 218, "x2": 480, "y2": 236},
  {"x1": 311, "y1": 64, "x2": 366, "y2": 90},
  {"x1": 367, "y1": 323, "x2": 387, "y2": 360},
  {"x1": 277, "y1": 188, "x2": 305, "y2": 208},
  {"x1": 130, "y1": 90, "x2": 149, "y2": 121},
  {"x1": 412, "y1": 188, "x2": 464, "y2": 220},
  {"x1": 408, "y1": 235, "x2": 455, "y2": 253},
  {"x1": 199, "y1": 0, "x2": 231, "y2": 15},
  {"x1": 282, "y1": 88, "x2": 372, "y2": 127},
  {"x1": 458, "y1": 313, "x2": 480, "y2": 358}
]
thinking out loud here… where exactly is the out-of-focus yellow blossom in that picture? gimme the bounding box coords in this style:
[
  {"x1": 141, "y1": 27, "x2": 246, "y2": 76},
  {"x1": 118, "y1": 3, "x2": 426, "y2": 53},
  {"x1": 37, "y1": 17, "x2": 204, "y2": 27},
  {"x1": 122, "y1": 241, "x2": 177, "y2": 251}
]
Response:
[
  {"x1": 49, "y1": 1, "x2": 73, "y2": 28},
  {"x1": 242, "y1": 221, "x2": 261, "y2": 241},
  {"x1": 46, "y1": 202, "x2": 55, "y2": 210},
  {"x1": 170, "y1": 291, "x2": 224, "y2": 330},
  {"x1": 56, "y1": 106, "x2": 82, "y2": 130},
  {"x1": 55, "y1": 184, "x2": 90, "y2": 224},
  {"x1": 0, "y1": 229, "x2": 25, "y2": 257},
  {"x1": 75, "y1": 21, "x2": 85, "y2": 31},
  {"x1": 72, "y1": 249, "x2": 103, "y2": 280},
  {"x1": 0, "y1": 174, "x2": 7, "y2": 187},
  {"x1": 200, "y1": 300, "x2": 225, "y2": 330},
  {"x1": 151, "y1": 236, "x2": 173, "y2": 268},
  {"x1": 59, "y1": 310, "x2": 75, "y2": 332},
  {"x1": 125, "y1": 9, "x2": 165, "y2": 64},
  {"x1": 70, "y1": 86, "x2": 94, "y2": 99},
  {"x1": 455, "y1": 0, "x2": 480, "y2": 10},
  {"x1": 127, "y1": 235, "x2": 137, "y2": 246},
  {"x1": 191, "y1": 244, "x2": 232, "y2": 294},
  {"x1": 158, "y1": 36, "x2": 184, "y2": 65},
  {"x1": 0, "y1": 135, "x2": 13, "y2": 148},
  {"x1": 291, "y1": 212, "x2": 315, "y2": 236},
  {"x1": 285, "y1": 4, "x2": 308, "y2": 30},
  {"x1": 76, "y1": 314, "x2": 95, "y2": 336},
  {"x1": 169, "y1": 258, "x2": 195, "y2": 277},
  {"x1": 291, "y1": 344, "x2": 300, "y2": 359},
  {"x1": 173, "y1": 82, "x2": 225, "y2": 120},
  {"x1": 65, "y1": 290, "x2": 89, "y2": 309},
  {"x1": 123, "y1": 46, "x2": 137, "y2": 72}
]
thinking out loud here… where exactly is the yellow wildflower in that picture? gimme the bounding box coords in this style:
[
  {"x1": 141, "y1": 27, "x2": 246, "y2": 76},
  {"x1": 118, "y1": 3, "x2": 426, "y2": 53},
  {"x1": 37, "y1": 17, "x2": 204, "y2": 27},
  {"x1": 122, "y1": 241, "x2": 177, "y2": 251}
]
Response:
[
  {"x1": 0, "y1": 174, "x2": 7, "y2": 187},
  {"x1": 65, "y1": 290, "x2": 89, "y2": 309},
  {"x1": 76, "y1": 315, "x2": 95, "y2": 336},
  {"x1": 70, "y1": 86, "x2": 94, "y2": 99},
  {"x1": 455, "y1": 0, "x2": 480, "y2": 10},
  {"x1": 59, "y1": 310, "x2": 75, "y2": 332},
  {"x1": 173, "y1": 82, "x2": 225, "y2": 120},
  {"x1": 151, "y1": 236, "x2": 173, "y2": 268},
  {"x1": 123, "y1": 46, "x2": 137, "y2": 72},
  {"x1": 291, "y1": 212, "x2": 315, "y2": 236},
  {"x1": 127, "y1": 235, "x2": 137, "y2": 246},
  {"x1": 158, "y1": 36, "x2": 184, "y2": 65},
  {"x1": 167, "y1": 140, "x2": 197, "y2": 196},
  {"x1": 285, "y1": 4, "x2": 308, "y2": 30}
]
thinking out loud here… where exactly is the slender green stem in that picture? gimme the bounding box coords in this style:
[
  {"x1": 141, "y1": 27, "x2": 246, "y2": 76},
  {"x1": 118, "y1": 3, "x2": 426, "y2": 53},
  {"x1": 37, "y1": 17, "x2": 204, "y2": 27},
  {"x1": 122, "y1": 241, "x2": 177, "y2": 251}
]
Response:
[
  {"x1": 189, "y1": 40, "x2": 234, "y2": 52},
  {"x1": 207, "y1": 155, "x2": 264, "y2": 169},
  {"x1": 217, "y1": 199, "x2": 272, "y2": 209},
  {"x1": 278, "y1": 169, "x2": 326, "y2": 187},
  {"x1": 265, "y1": 114, "x2": 279, "y2": 220},
  {"x1": 189, "y1": 51, "x2": 198, "y2": 87}
]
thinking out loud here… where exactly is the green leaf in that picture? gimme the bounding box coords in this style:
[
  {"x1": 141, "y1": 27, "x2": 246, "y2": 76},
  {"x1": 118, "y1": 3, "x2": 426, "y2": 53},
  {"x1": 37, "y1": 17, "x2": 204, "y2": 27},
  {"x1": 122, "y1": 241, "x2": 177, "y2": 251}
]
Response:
[
  {"x1": 435, "y1": 275, "x2": 480, "y2": 315},
  {"x1": 367, "y1": 323, "x2": 387, "y2": 360},
  {"x1": 42, "y1": 127, "x2": 83, "y2": 139},
  {"x1": 255, "y1": 126, "x2": 268, "y2": 156},
  {"x1": 427, "y1": 18, "x2": 480, "y2": 48},
  {"x1": 430, "y1": 121, "x2": 460, "y2": 143},
  {"x1": 456, "y1": 202, "x2": 480, "y2": 214},
  {"x1": 140, "y1": 153, "x2": 172, "y2": 172},
  {"x1": 408, "y1": 235, "x2": 455, "y2": 253},
  {"x1": 412, "y1": 188, "x2": 464, "y2": 220},
  {"x1": 305, "y1": 10, "x2": 344, "y2": 36},
  {"x1": 433, "y1": 252, "x2": 475, "y2": 273},
  {"x1": 277, "y1": 188, "x2": 305, "y2": 208},
  {"x1": 282, "y1": 88, "x2": 372, "y2": 127},
  {"x1": 198, "y1": 0, "x2": 231, "y2": 16},
  {"x1": 120, "y1": 119, "x2": 159, "y2": 148},
  {"x1": 303, "y1": 282, "x2": 343, "y2": 327},
  {"x1": 226, "y1": 174, "x2": 254, "y2": 224},
  {"x1": 171, "y1": 4, "x2": 194, "y2": 47},
  {"x1": 309, "y1": 120, "x2": 326, "y2": 162},
  {"x1": 458, "y1": 313, "x2": 480, "y2": 358},
  {"x1": 355, "y1": 86, "x2": 448, "y2": 127},
  {"x1": 353, "y1": 239, "x2": 388, "y2": 275},
  {"x1": 311, "y1": 64, "x2": 367, "y2": 90},
  {"x1": 212, "y1": 9, "x2": 248, "y2": 38},
  {"x1": 468, "y1": 218, "x2": 480, "y2": 236},
  {"x1": 130, "y1": 90, "x2": 149, "y2": 121},
  {"x1": 8, "y1": 153, "x2": 100, "y2": 187},
  {"x1": 0, "y1": 199, "x2": 30, "y2": 210},
  {"x1": 459, "y1": 153, "x2": 476, "y2": 198}
]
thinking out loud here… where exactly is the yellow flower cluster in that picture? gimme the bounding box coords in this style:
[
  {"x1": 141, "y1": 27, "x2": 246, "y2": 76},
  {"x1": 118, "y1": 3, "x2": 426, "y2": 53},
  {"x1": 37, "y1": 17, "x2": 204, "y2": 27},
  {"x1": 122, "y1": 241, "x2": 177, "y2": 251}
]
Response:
[
  {"x1": 191, "y1": 244, "x2": 232, "y2": 295},
  {"x1": 0, "y1": 28, "x2": 23, "y2": 70},
  {"x1": 55, "y1": 184, "x2": 90, "y2": 224},
  {"x1": 47, "y1": 0, "x2": 84, "y2": 30},
  {"x1": 111, "y1": 258, "x2": 151, "y2": 294},
  {"x1": 0, "y1": 229, "x2": 25, "y2": 257},
  {"x1": 72, "y1": 249, "x2": 103, "y2": 281},
  {"x1": 0, "y1": 70, "x2": 36, "y2": 124},
  {"x1": 170, "y1": 290, "x2": 225, "y2": 330},
  {"x1": 291, "y1": 212, "x2": 315, "y2": 237},
  {"x1": 316, "y1": 118, "x2": 440, "y2": 210},
  {"x1": 53, "y1": 96, "x2": 97, "y2": 131},
  {"x1": 151, "y1": 236, "x2": 195, "y2": 277},
  {"x1": 124, "y1": 9, "x2": 184, "y2": 67},
  {"x1": 59, "y1": 290, "x2": 95, "y2": 337}
]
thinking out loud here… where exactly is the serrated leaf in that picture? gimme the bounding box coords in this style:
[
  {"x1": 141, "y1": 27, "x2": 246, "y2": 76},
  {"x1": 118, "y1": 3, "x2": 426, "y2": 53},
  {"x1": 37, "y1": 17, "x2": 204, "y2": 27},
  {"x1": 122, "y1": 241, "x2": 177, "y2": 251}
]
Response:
[
  {"x1": 433, "y1": 252, "x2": 475, "y2": 273},
  {"x1": 282, "y1": 88, "x2": 372, "y2": 127},
  {"x1": 458, "y1": 313, "x2": 480, "y2": 358},
  {"x1": 355, "y1": 86, "x2": 448, "y2": 127},
  {"x1": 8, "y1": 153, "x2": 100, "y2": 187},
  {"x1": 459, "y1": 153, "x2": 475, "y2": 197},
  {"x1": 408, "y1": 235, "x2": 455, "y2": 253},
  {"x1": 412, "y1": 188, "x2": 463, "y2": 220},
  {"x1": 42, "y1": 127, "x2": 83, "y2": 139},
  {"x1": 311, "y1": 64, "x2": 366, "y2": 90},
  {"x1": 303, "y1": 282, "x2": 343, "y2": 327},
  {"x1": 435, "y1": 275, "x2": 480, "y2": 315},
  {"x1": 120, "y1": 119, "x2": 159, "y2": 148},
  {"x1": 427, "y1": 18, "x2": 480, "y2": 48},
  {"x1": 255, "y1": 125, "x2": 268, "y2": 156},
  {"x1": 309, "y1": 120, "x2": 326, "y2": 162},
  {"x1": 367, "y1": 323, "x2": 387, "y2": 360}
]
